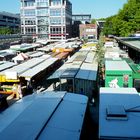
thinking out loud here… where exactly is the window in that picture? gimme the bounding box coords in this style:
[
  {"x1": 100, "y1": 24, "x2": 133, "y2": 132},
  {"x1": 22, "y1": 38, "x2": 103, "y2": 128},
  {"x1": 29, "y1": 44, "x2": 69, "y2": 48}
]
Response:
[
  {"x1": 37, "y1": 9, "x2": 48, "y2": 16},
  {"x1": 50, "y1": 27, "x2": 61, "y2": 34},
  {"x1": 24, "y1": 10, "x2": 35, "y2": 16},
  {"x1": 51, "y1": 0, "x2": 61, "y2": 6},
  {"x1": 50, "y1": 9, "x2": 61, "y2": 16},
  {"x1": 36, "y1": 0, "x2": 48, "y2": 7},
  {"x1": 24, "y1": 1, "x2": 35, "y2": 7},
  {"x1": 25, "y1": 18, "x2": 36, "y2": 25},
  {"x1": 25, "y1": 27, "x2": 36, "y2": 34},
  {"x1": 21, "y1": 27, "x2": 24, "y2": 34},
  {"x1": 37, "y1": 17, "x2": 48, "y2": 25},
  {"x1": 50, "y1": 17, "x2": 61, "y2": 25},
  {"x1": 38, "y1": 26, "x2": 48, "y2": 34}
]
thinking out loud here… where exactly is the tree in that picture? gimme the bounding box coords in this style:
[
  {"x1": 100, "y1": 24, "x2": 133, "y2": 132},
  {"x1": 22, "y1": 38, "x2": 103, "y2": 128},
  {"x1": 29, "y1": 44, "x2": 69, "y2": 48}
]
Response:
[
  {"x1": 91, "y1": 19, "x2": 96, "y2": 24},
  {"x1": 103, "y1": 0, "x2": 140, "y2": 37},
  {"x1": 0, "y1": 27, "x2": 13, "y2": 35}
]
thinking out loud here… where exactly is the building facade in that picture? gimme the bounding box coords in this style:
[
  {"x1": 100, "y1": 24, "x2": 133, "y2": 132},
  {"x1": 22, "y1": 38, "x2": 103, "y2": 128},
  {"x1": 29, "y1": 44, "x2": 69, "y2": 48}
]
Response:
[
  {"x1": 72, "y1": 14, "x2": 91, "y2": 24},
  {"x1": 20, "y1": 0, "x2": 72, "y2": 41},
  {"x1": 79, "y1": 24, "x2": 97, "y2": 40},
  {"x1": 0, "y1": 12, "x2": 20, "y2": 32},
  {"x1": 72, "y1": 14, "x2": 91, "y2": 37}
]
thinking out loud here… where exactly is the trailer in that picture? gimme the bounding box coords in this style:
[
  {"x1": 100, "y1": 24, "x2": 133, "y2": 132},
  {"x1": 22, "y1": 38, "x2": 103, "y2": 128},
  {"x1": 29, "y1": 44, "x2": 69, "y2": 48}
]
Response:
[
  {"x1": 99, "y1": 88, "x2": 140, "y2": 140},
  {"x1": 105, "y1": 60, "x2": 133, "y2": 87},
  {"x1": 75, "y1": 52, "x2": 98, "y2": 98},
  {"x1": 129, "y1": 63, "x2": 140, "y2": 92}
]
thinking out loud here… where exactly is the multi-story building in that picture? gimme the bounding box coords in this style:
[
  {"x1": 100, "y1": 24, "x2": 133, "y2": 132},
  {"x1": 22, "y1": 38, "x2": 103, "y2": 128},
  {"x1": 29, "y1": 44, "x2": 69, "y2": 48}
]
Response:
[
  {"x1": 72, "y1": 14, "x2": 91, "y2": 24},
  {"x1": 96, "y1": 20, "x2": 105, "y2": 39},
  {"x1": 79, "y1": 24, "x2": 97, "y2": 40},
  {"x1": 72, "y1": 14, "x2": 91, "y2": 37},
  {"x1": 20, "y1": 0, "x2": 72, "y2": 41},
  {"x1": 0, "y1": 12, "x2": 20, "y2": 32}
]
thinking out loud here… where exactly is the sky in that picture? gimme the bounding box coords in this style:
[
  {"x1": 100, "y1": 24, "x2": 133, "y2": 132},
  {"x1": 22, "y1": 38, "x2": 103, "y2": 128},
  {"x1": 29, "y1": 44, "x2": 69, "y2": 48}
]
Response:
[{"x1": 0, "y1": 0, "x2": 128, "y2": 19}]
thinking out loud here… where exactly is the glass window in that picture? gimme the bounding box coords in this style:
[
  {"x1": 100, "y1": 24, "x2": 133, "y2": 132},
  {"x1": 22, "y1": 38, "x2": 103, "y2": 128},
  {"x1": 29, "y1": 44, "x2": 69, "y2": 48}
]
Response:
[
  {"x1": 37, "y1": 9, "x2": 48, "y2": 16},
  {"x1": 36, "y1": 0, "x2": 48, "y2": 7},
  {"x1": 24, "y1": 10, "x2": 35, "y2": 16},
  {"x1": 38, "y1": 26, "x2": 48, "y2": 34},
  {"x1": 25, "y1": 18, "x2": 36, "y2": 25},
  {"x1": 25, "y1": 27, "x2": 36, "y2": 34},
  {"x1": 50, "y1": 27, "x2": 61, "y2": 34},
  {"x1": 51, "y1": 0, "x2": 61, "y2": 6},
  {"x1": 50, "y1": 9, "x2": 61, "y2": 16},
  {"x1": 37, "y1": 17, "x2": 48, "y2": 25},
  {"x1": 50, "y1": 17, "x2": 61, "y2": 25},
  {"x1": 24, "y1": 1, "x2": 35, "y2": 7}
]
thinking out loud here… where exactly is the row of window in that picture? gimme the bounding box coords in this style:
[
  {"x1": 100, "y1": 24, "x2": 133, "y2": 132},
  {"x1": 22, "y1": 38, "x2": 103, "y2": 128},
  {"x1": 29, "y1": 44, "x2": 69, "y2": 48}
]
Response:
[
  {"x1": 22, "y1": 1, "x2": 35, "y2": 7},
  {"x1": 21, "y1": 9, "x2": 65, "y2": 16},
  {"x1": 37, "y1": 2, "x2": 48, "y2": 7},
  {"x1": 23, "y1": 10, "x2": 36, "y2": 16},
  {"x1": 21, "y1": 26, "x2": 49, "y2": 34},
  {"x1": 50, "y1": 17, "x2": 65, "y2": 25},
  {"x1": 21, "y1": 17, "x2": 49, "y2": 25},
  {"x1": 21, "y1": 18, "x2": 67, "y2": 26},
  {"x1": 50, "y1": 0, "x2": 61, "y2": 6},
  {"x1": 21, "y1": 0, "x2": 64, "y2": 7},
  {"x1": 21, "y1": 27, "x2": 36, "y2": 34},
  {"x1": 21, "y1": 9, "x2": 49, "y2": 17},
  {"x1": 22, "y1": 27, "x2": 66, "y2": 34},
  {"x1": 21, "y1": 0, "x2": 48, "y2": 7},
  {"x1": 50, "y1": 27, "x2": 65, "y2": 34}
]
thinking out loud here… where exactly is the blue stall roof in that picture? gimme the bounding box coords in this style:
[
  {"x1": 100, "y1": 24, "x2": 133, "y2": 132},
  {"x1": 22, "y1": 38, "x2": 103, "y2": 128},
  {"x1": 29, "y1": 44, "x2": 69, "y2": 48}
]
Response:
[
  {"x1": 75, "y1": 62, "x2": 98, "y2": 81},
  {"x1": 0, "y1": 92, "x2": 88, "y2": 140},
  {"x1": 99, "y1": 88, "x2": 140, "y2": 140}
]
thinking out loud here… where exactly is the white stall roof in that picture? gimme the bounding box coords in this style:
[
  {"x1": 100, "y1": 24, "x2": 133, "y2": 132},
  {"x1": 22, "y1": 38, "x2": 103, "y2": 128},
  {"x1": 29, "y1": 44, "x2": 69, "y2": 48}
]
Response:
[
  {"x1": 105, "y1": 60, "x2": 132, "y2": 71},
  {"x1": 36, "y1": 39, "x2": 48, "y2": 45},
  {"x1": 0, "y1": 92, "x2": 88, "y2": 140},
  {"x1": 31, "y1": 43, "x2": 41, "y2": 47},
  {"x1": 37, "y1": 45, "x2": 53, "y2": 52},
  {"x1": 0, "y1": 57, "x2": 46, "y2": 75},
  {"x1": 0, "y1": 61, "x2": 16, "y2": 72},
  {"x1": 20, "y1": 57, "x2": 58, "y2": 78},
  {"x1": 85, "y1": 52, "x2": 96, "y2": 63},
  {"x1": 66, "y1": 54, "x2": 78, "y2": 63},
  {"x1": 100, "y1": 88, "x2": 138, "y2": 94},
  {"x1": 26, "y1": 51, "x2": 45, "y2": 58},
  {"x1": 76, "y1": 62, "x2": 98, "y2": 81},
  {"x1": 99, "y1": 88, "x2": 140, "y2": 140}
]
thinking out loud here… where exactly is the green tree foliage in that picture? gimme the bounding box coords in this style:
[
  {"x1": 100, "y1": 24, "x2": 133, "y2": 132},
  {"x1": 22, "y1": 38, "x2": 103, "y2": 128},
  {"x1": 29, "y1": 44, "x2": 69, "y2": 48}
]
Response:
[
  {"x1": 91, "y1": 19, "x2": 96, "y2": 24},
  {"x1": 0, "y1": 27, "x2": 13, "y2": 35},
  {"x1": 103, "y1": 0, "x2": 140, "y2": 37},
  {"x1": 95, "y1": 32, "x2": 105, "y2": 64}
]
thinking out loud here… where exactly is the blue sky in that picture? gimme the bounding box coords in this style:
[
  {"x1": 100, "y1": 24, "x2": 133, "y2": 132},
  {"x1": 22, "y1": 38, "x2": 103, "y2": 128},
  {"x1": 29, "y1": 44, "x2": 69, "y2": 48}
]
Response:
[{"x1": 0, "y1": 0, "x2": 127, "y2": 18}]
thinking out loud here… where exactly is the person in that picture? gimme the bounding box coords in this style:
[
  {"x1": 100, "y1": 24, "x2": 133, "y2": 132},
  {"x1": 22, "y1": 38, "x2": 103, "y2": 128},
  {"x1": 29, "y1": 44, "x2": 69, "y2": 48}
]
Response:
[
  {"x1": 12, "y1": 84, "x2": 17, "y2": 98},
  {"x1": 53, "y1": 82, "x2": 56, "y2": 90},
  {"x1": 80, "y1": 88, "x2": 84, "y2": 95},
  {"x1": 17, "y1": 84, "x2": 22, "y2": 99}
]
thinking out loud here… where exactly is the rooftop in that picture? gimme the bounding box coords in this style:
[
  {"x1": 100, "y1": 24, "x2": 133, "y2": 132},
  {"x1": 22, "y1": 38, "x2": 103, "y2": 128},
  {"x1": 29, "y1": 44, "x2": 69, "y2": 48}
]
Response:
[
  {"x1": 99, "y1": 88, "x2": 140, "y2": 139},
  {"x1": 105, "y1": 60, "x2": 132, "y2": 71}
]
